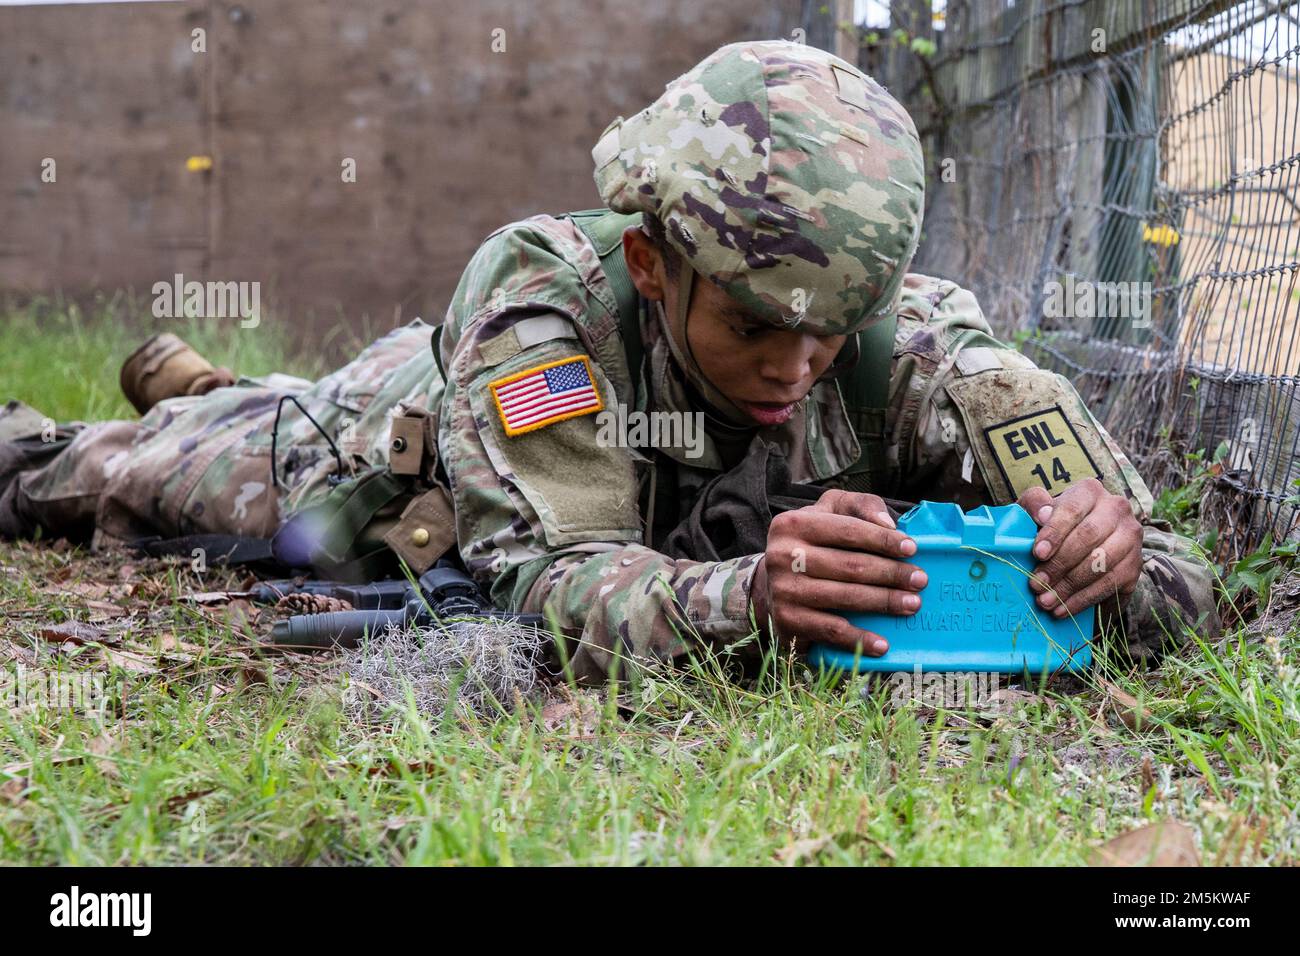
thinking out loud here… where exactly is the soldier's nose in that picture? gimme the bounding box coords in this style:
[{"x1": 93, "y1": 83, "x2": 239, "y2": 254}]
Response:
[{"x1": 760, "y1": 340, "x2": 816, "y2": 387}]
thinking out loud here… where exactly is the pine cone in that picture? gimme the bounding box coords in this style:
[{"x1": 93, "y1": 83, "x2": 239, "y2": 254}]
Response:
[{"x1": 275, "y1": 593, "x2": 354, "y2": 614}]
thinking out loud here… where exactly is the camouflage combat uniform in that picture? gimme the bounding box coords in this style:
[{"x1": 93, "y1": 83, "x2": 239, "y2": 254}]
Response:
[
  {"x1": 0, "y1": 321, "x2": 440, "y2": 548},
  {"x1": 437, "y1": 217, "x2": 1220, "y2": 682}
]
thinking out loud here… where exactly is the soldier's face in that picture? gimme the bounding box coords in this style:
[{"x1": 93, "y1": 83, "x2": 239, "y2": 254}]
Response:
[
  {"x1": 681, "y1": 276, "x2": 846, "y2": 427},
  {"x1": 623, "y1": 226, "x2": 845, "y2": 426}
]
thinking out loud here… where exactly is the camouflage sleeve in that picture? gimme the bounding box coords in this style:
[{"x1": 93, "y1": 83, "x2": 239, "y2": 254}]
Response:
[
  {"x1": 1115, "y1": 522, "x2": 1222, "y2": 661},
  {"x1": 891, "y1": 277, "x2": 1222, "y2": 657},
  {"x1": 438, "y1": 219, "x2": 762, "y2": 682}
]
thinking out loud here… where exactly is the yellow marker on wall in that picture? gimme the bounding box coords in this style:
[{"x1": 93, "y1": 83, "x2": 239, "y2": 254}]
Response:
[{"x1": 186, "y1": 155, "x2": 213, "y2": 172}]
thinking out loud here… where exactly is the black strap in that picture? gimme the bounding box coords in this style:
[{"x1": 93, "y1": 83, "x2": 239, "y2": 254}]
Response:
[
  {"x1": 270, "y1": 395, "x2": 344, "y2": 490},
  {"x1": 129, "y1": 533, "x2": 277, "y2": 567},
  {"x1": 430, "y1": 324, "x2": 447, "y2": 381}
]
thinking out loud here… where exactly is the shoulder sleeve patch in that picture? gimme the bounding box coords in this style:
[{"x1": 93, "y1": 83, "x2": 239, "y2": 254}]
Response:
[
  {"x1": 954, "y1": 346, "x2": 1037, "y2": 376},
  {"x1": 489, "y1": 355, "x2": 604, "y2": 437},
  {"x1": 944, "y1": 368, "x2": 1129, "y2": 503},
  {"x1": 982, "y1": 405, "x2": 1101, "y2": 498},
  {"x1": 469, "y1": 343, "x2": 640, "y2": 544}
]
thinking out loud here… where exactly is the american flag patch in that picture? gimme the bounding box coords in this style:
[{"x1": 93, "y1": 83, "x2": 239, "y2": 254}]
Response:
[{"x1": 489, "y1": 356, "x2": 604, "y2": 436}]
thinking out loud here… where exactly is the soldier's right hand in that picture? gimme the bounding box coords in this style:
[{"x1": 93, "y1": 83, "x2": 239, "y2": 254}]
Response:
[{"x1": 753, "y1": 489, "x2": 927, "y2": 656}]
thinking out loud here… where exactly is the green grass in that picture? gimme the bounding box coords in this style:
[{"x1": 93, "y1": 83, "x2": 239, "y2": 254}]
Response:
[
  {"x1": 1, "y1": 301, "x2": 1297, "y2": 865},
  {"x1": 0, "y1": 292, "x2": 335, "y2": 421}
]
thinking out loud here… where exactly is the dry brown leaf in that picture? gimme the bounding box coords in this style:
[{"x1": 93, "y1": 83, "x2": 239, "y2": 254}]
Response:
[
  {"x1": 85, "y1": 600, "x2": 129, "y2": 620},
  {"x1": 1091, "y1": 821, "x2": 1200, "y2": 867},
  {"x1": 2, "y1": 753, "x2": 83, "y2": 776},
  {"x1": 102, "y1": 647, "x2": 157, "y2": 674},
  {"x1": 181, "y1": 591, "x2": 239, "y2": 605},
  {"x1": 161, "y1": 788, "x2": 215, "y2": 813},
  {"x1": 1, "y1": 776, "x2": 28, "y2": 805},
  {"x1": 1100, "y1": 679, "x2": 1150, "y2": 731},
  {"x1": 541, "y1": 690, "x2": 602, "y2": 737},
  {"x1": 358, "y1": 759, "x2": 447, "y2": 778},
  {"x1": 239, "y1": 663, "x2": 270, "y2": 686},
  {"x1": 217, "y1": 598, "x2": 260, "y2": 638},
  {"x1": 38, "y1": 621, "x2": 111, "y2": 646},
  {"x1": 63, "y1": 582, "x2": 113, "y2": 601},
  {"x1": 159, "y1": 633, "x2": 206, "y2": 657},
  {"x1": 86, "y1": 733, "x2": 121, "y2": 780},
  {"x1": 95, "y1": 787, "x2": 215, "y2": 823},
  {"x1": 984, "y1": 688, "x2": 1043, "y2": 714}
]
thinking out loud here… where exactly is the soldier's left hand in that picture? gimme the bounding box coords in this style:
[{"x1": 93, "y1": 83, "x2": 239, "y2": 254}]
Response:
[{"x1": 1018, "y1": 478, "x2": 1143, "y2": 617}]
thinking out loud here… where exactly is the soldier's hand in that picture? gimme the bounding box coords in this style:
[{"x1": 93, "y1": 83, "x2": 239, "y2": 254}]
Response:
[
  {"x1": 753, "y1": 489, "x2": 927, "y2": 657},
  {"x1": 1019, "y1": 478, "x2": 1143, "y2": 618}
]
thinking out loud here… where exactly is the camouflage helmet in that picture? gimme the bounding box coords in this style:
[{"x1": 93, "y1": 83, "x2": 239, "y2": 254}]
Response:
[{"x1": 592, "y1": 40, "x2": 925, "y2": 336}]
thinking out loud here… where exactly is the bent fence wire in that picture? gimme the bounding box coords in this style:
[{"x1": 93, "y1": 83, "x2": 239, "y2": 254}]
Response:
[{"x1": 867, "y1": 0, "x2": 1300, "y2": 558}]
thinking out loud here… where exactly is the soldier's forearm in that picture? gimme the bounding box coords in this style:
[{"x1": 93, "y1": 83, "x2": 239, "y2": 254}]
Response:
[
  {"x1": 1100, "y1": 525, "x2": 1222, "y2": 662},
  {"x1": 520, "y1": 545, "x2": 764, "y2": 681}
]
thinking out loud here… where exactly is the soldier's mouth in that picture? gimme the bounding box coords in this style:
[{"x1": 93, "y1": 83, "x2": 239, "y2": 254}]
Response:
[{"x1": 738, "y1": 400, "x2": 797, "y2": 426}]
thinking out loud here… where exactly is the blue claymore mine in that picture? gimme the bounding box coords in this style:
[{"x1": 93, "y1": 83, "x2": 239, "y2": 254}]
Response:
[{"x1": 807, "y1": 501, "x2": 1095, "y2": 674}]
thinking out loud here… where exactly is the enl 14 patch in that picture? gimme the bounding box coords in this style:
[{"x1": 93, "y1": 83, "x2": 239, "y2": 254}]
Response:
[{"x1": 983, "y1": 405, "x2": 1100, "y2": 497}]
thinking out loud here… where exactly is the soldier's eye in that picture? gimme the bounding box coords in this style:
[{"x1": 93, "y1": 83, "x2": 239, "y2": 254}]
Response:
[{"x1": 731, "y1": 323, "x2": 765, "y2": 340}]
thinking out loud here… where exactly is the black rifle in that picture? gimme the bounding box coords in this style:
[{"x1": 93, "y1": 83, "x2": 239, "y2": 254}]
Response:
[
  {"x1": 263, "y1": 560, "x2": 544, "y2": 650},
  {"x1": 245, "y1": 577, "x2": 416, "y2": 610}
]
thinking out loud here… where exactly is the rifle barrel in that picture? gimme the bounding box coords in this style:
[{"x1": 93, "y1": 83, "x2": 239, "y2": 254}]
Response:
[{"x1": 269, "y1": 608, "x2": 409, "y2": 649}]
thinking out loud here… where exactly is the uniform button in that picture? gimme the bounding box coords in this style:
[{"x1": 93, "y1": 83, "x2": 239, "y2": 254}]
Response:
[{"x1": 410, "y1": 528, "x2": 430, "y2": 547}]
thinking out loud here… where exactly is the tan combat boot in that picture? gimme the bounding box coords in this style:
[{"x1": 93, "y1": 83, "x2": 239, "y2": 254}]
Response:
[{"x1": 119, "y1": 333, "x2": 236, "y2": 415}]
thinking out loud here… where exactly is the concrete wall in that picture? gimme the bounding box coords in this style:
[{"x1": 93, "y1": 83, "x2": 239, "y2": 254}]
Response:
[{"x1": 0, "y1": 0, "x2": 800, "y2": 332}]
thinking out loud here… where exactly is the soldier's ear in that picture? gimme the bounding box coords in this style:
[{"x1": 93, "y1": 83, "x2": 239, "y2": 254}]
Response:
[{"x1": 623, "y1": 227, "x2": 668, "y2": 302}]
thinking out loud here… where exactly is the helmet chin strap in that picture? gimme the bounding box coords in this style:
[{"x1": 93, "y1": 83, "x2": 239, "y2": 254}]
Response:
[{"x1": 656, "y1": 262, "x2": 757, "y2": 431}]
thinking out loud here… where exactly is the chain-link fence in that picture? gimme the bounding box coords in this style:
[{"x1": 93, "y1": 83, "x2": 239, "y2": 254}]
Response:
[{"x1": 858, "y1": 0, "x2": 1299, "y2": 557}]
